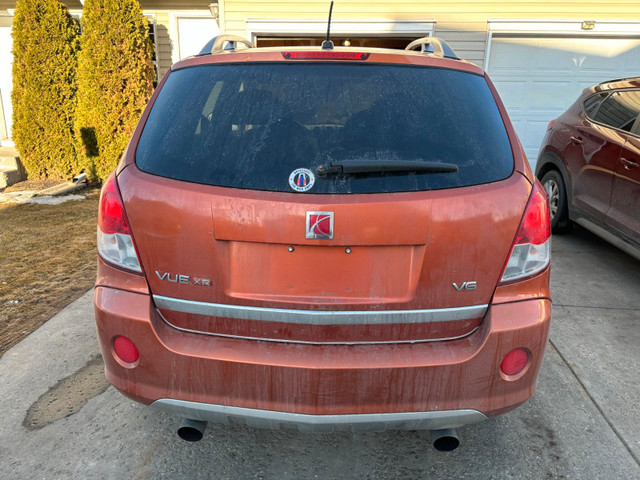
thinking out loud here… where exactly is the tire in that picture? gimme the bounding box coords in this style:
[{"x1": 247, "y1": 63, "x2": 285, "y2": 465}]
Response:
[{"x1": 541, "y1": 170, "x2": 572, "y2": 234}]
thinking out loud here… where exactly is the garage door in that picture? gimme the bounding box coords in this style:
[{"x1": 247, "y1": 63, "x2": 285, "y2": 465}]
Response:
[{"x1": 487, "y1": 36, "x2": 640, "y2": 166}]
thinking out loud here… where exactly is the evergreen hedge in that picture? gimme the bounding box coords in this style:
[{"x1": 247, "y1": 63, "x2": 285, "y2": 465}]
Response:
[
  {"x1": 11, "y1": 0, "x2": 79, "y2": 180},
  {"x1": 75, "y1": 0, "x2": 154, "y2": 181}
]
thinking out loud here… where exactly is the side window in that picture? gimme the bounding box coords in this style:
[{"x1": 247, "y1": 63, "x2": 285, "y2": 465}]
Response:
[
  {"x1": 583, "y1": 92, "x2": 608, "y2": 118},
  {"x1": 592, "y1": 90, "x2": 640, "y2": 132}
]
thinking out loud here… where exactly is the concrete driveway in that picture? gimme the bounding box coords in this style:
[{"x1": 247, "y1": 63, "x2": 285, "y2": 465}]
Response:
[{"x1": 1, "y1": 226, "x2": 639, "y2": 479}]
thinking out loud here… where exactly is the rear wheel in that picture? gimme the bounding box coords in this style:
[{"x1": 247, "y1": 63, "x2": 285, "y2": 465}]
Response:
[{"x1": 541, "y1": 170, "x2": 572, "y2": 233}]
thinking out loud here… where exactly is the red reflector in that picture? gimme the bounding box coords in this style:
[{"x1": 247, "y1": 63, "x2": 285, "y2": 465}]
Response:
[
  {"x1": 113, "y1": 336, "x2": 139, "y2": 363},
  {"x1": 546, "y1": 119, "x2": 556, "y2": 131},
  {"x1": 514, "y1": 182, "x2": 551, "y2": 246},
  {"x1": 282, "y1": 51, "x2": 370, "y2": 60},
  {"x1": 98, "y1": 173, "x2": 131, "y2": 235},
  {"x1": 501, "y1": 348, "x2": 529, "y2": 376}
]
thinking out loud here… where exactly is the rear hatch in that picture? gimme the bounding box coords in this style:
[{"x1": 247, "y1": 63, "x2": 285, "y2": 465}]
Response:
[{"x1": 120, "y1": 57, "x2": 531, "y2": 344}]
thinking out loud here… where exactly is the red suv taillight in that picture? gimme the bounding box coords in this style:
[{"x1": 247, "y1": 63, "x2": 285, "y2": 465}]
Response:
[
  {"x1": 97, "y1": 173, "x2": 142, "y2": 273},
  {"x1": 500, "y1": 181, "x2": 551, "y2": 284}
]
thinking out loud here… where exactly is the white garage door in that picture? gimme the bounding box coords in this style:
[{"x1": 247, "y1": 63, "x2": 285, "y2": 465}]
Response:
[{"x1": 487, "y1": 36, "x2": 640, "y2": 166}]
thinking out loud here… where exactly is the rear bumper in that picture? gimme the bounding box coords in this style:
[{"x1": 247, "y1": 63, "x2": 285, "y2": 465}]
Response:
[
  {"x1": 151, "y1": 399, "x2": 487, "y2": 433},
  {"x1": 94, "y1": 287, "x2": 551, "y2": 430}
]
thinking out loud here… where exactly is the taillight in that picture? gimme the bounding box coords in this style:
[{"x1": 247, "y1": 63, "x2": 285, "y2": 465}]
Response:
[
  {"x1": 500, "y1": 348, "x2": 530, "y2": 376},
  {"x1": 113, "y1": 336, "x2": 139, "y2": 364},
  {"x1": 546, "y1": 119, "x2": 556, "y2": 131},
  {"x1": 97, "y1": 173, "x2": 142, "y2": 273},
  {"x1": 500, "y1": 181, "x2": 551, "y2": 283}
]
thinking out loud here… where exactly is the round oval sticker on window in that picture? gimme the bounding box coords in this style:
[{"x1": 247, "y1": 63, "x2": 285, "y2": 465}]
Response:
[{"x1": 289, "y1": 168, "x2": 315, "y2": 192}]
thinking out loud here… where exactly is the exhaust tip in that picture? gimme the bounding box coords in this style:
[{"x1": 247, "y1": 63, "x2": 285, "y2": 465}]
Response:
[
  {"x1": 178, "y1": 418, "x2": 208, "y2": 442},
  {"x1": 430, "y1": 428, "x2": 460, "y2": 452}
]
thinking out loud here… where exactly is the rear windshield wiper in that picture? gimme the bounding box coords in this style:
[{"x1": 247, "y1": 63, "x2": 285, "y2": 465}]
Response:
[{"x1": 316, "y1": 159, "x2": 459, "y2": 176}]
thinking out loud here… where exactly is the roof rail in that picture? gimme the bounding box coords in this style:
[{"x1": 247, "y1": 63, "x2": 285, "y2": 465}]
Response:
[
  {"x1": 199, "y1": 35, "x2": 255, "y2": 55},
  {"x1": 405, "y1": 37, "x2": 458, "y2": 60},
  {"x1": 598, "y1": 76, "x2": 640, "y2": 86}
]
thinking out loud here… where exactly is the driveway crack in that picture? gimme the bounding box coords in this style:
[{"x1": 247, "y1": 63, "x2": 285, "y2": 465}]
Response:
[
  {"x1": 553, "y1": 303, "x2": 640, "y2": 312},
  {"x1": 548, "y1": 340, "x2": 640, "y2": 467}
]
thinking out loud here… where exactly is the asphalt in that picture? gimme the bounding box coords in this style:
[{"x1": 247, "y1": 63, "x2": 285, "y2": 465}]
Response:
[{"x1": 1, "y1": 226, "x2": 639, "y2": 479}]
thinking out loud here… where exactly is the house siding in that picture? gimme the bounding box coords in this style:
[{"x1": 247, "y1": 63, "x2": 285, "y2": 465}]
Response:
[
  {"x1": 221, "y1": 1, "x2": 640, "y2": 66},
  {"x1": 146, "y1": 10, "x2": 173, "y2": 77},
  {"x1": 145, "y1": 8, "x2": 219, "y2": 75}
]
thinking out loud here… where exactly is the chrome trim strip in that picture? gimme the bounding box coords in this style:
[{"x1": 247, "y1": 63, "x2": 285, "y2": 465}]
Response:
[
  {"x1": 155, "y1": 309, "x2": 481, "y2": 345},
  {"x1": 151, "y1": 399, "x2": 488, "y2": 432},
  {"x1": 153, "y1": 295, "x2": 487, "y2": 326}
]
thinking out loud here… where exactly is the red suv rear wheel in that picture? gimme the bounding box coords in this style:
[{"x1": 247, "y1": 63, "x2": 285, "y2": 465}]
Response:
[{"x1": 541, "y1": 170, "x2": 572, "y2": 233}]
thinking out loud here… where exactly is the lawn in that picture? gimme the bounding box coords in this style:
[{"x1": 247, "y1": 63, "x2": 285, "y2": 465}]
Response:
[{"x1": 0, "y1": 188, "x2": 100, "y2": 356}]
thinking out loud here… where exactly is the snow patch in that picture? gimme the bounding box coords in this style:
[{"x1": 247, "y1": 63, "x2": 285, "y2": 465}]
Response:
[
  {"x1": 29, "y1": 194, "x2": 85, "y2": 205},
  {"x1": 0, "y1": 191, "x2": 86, "y2": 205}
]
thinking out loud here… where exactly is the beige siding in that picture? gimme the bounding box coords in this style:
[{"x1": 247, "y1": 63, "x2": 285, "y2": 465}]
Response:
[
  {"x1": 154, "y1": 11, "x2": 173, "y2": 77},
  {"x1": 222, "y1": 0, "x2": 640, "y2": 66},
  {"x1": 145, "y1": 9, "x2": 223, "y2": 76},
  {"x1": 142, "y1": 10, "x2": 173, "y2": 77}
]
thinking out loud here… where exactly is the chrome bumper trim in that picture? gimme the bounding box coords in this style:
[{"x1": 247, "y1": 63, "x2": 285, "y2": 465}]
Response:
[
  {"x1": 153, "y1": 295, "x2": 487, "y2": 326},
  {"x1": 150, "y1": 399, "x2": 488, "y2": 433},
  {"x1": 156, "y1": 308, "x2": 480, "y2": 345}
]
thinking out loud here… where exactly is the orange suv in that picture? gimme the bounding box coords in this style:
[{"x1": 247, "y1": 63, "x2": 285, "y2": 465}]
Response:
[{"x1": 94, "y1": 36, "x2": 551, "y2": 451}]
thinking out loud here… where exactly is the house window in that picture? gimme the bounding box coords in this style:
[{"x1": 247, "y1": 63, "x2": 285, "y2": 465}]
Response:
[
  {"x1": 70, "y1": 13, "x2": 81, "y2": 32},
  {"x1": 69, "y1": 12, "x2": 158, "y2": 84},
  {"x1": 145, "y1": 14, "x2": 159, "y2": 84}
]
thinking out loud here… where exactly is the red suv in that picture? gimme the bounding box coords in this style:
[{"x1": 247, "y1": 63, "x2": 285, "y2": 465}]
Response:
[
  {"x1": 94, "y1": 36, "x2": 551, "y2": 451},
  {"x1": 536, "y1": 77, "x2": 640, "y2": 259}
]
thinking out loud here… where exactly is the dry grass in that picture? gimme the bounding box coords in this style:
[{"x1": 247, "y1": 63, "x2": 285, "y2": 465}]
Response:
[
  {"x1": 0, "y1": 188, "x2": 100, "y2": 356},
  {"x1": 2, "y1": 179, "x2": 61, "y2": 193}
]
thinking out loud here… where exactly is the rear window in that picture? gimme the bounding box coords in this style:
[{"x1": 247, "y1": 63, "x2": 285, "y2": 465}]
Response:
[{"x1": 136, "y1": 63, "x2": 514, "y2": 194}]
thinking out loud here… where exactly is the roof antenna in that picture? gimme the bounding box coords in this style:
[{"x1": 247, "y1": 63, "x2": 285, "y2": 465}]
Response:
[{"x1": 322, "y1": 1, "x2": 334, "y2": 50}]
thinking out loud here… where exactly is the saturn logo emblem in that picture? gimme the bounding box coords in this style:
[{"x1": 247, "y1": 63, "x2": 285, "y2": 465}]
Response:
[{"x1": 306, "y1": 211, "x2": 334, "y2": 239}]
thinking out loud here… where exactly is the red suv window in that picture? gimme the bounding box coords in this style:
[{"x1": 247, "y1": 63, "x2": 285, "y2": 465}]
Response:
[{"x1": 590, "y1": 90, "x2": 640, "y2": 132}]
